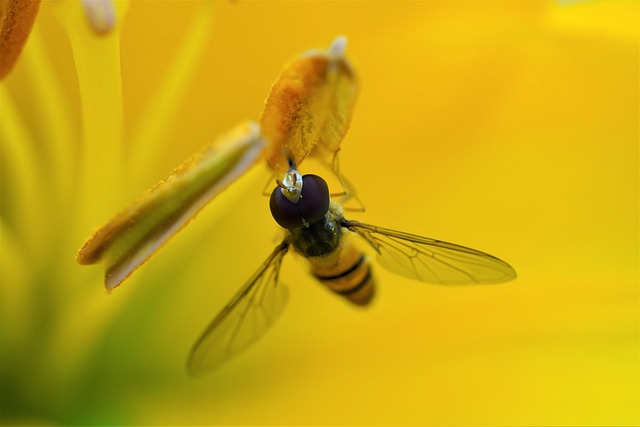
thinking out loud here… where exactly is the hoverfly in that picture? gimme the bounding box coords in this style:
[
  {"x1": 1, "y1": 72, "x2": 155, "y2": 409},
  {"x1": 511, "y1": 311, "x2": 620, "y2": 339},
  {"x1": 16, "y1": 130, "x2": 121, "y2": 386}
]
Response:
[
  {"x1": 75, "y1": 36, "x2": 516, "y2": 375},
  {"x1": 187, "y1": 164, "x2": 516, "y2": 374}
]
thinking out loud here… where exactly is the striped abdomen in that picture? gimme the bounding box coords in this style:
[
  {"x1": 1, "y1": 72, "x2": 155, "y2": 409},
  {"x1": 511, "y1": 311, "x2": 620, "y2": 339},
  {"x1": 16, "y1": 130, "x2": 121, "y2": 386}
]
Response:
[
  {"x1": 308, "y1": 238, "x2": 375, "y2": 306},
  {"x1": 286, "y1": 202, "x2": 376, "y2": 306}
]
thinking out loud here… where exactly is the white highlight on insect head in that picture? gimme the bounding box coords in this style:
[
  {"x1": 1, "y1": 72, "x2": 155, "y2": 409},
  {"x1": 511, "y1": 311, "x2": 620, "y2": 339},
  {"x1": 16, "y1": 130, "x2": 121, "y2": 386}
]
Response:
[{"x1": 280, "y1": 169, "x2": 303, "y2": 204}]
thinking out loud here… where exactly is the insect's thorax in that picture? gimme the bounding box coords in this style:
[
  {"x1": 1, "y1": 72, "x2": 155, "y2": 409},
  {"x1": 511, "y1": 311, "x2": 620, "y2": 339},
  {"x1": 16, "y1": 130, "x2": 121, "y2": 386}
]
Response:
[
  {"x1": 288, "y1": 207, "x2": 343, "y2": 258},
  {"x1": 288, "y1": 205, "x2": 375, "y2": 306}
]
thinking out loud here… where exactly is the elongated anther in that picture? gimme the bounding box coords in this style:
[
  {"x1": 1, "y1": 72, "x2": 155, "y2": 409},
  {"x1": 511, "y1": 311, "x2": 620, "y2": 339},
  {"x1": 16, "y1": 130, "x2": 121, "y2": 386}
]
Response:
[{"x1": 0, "y1": 0, "x2": 42, "y2": 79}]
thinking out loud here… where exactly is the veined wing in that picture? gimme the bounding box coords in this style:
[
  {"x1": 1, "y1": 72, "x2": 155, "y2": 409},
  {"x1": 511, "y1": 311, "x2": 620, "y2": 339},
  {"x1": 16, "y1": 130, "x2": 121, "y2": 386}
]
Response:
[
  {"x1": 76, "y1": 121, "x2": 265, "y2": 291},
  {"x1": 187, "y1": 241, "x2": 290, "y2": 375},
  {"x1": 343, "y1": 220, "x2": 516, "y2": 284}
]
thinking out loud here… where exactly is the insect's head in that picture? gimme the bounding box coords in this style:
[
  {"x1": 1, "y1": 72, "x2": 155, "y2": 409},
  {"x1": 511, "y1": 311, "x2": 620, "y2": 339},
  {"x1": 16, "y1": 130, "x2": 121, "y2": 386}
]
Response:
[{"x1": 270, "y1": 169, "x2": 330, "y2": 230}]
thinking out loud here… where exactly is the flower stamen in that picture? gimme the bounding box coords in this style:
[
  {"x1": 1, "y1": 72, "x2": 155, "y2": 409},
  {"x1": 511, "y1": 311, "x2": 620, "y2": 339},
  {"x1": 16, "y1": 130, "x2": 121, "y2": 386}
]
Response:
[{"x1": 0, "y1": 0, "x2": 41, "y2": 79}]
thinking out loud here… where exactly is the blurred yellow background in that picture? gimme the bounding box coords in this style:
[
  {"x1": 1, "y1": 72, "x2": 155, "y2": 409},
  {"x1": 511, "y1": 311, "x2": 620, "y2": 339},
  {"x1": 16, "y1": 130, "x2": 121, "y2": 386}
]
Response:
[{"x1": 1, "y1": 1, "x2": 637, "y2": 425}]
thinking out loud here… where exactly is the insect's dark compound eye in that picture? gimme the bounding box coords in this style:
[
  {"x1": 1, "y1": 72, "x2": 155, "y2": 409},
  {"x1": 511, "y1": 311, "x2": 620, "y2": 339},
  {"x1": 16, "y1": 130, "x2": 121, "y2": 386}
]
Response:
[
  {"x1": 297, "y1": 175, "x2": 330, "y2": 224},
  {"x1": 270, "y1": 174, "x2": 330, "y2": 229}
]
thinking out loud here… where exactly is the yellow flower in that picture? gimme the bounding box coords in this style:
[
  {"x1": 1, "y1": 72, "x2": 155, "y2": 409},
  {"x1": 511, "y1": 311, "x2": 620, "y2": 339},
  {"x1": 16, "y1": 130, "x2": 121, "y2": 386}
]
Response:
[{"x1": 1, "y1": 1, "x2": 637, "y2": 425}]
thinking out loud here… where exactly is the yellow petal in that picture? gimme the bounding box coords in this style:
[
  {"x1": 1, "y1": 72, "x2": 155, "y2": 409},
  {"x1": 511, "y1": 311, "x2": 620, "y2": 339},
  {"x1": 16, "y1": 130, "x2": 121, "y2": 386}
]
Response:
[
  {"x1": 261, "y1": 36, "x2": 358, "y2": 174},
  {"x1": 129, "y1": 2, "x2": 216, "y2": 182},
  {"x1": 76, "y1": 121, "x2": 264, "y2": 291}
]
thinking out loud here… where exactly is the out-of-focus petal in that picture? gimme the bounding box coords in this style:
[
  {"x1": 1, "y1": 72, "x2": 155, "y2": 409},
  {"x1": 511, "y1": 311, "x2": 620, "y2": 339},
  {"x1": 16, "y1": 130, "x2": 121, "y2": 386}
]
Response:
[{"x1": 129, "y1": 2, "x2": 215, "y2": 182}]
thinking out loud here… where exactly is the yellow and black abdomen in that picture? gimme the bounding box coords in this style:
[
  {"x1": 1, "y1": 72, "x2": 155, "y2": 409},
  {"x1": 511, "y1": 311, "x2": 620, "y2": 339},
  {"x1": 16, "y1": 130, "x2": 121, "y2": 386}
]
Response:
[{"x1": 308, "y1": 239, "x2": 375, "y2": 306}]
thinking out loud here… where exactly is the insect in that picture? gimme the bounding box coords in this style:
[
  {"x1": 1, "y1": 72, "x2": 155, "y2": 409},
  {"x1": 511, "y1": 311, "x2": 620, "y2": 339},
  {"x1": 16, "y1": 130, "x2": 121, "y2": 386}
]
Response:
[
  {"x1": 187, "y1": 164, "x2": 516, "y2": 374},
  {"x1": 75, "y1": 36, "x2": 516, "y2": 375}
]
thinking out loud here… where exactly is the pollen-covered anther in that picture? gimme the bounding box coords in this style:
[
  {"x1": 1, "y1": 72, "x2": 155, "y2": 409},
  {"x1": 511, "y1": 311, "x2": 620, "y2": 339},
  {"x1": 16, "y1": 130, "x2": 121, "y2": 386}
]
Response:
[
  {"x1": 82, "y1": 0, "x2": 116, "y2": 36},
  {"x1": 0, "y1": 0, "x2": 42, "y2": 79}
]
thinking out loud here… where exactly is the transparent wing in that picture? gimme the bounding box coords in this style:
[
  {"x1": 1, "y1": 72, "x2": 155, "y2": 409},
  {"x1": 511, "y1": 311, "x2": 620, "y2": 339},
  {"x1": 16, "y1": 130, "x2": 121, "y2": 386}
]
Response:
[
  {"x1": 343, "y1": 220, "x2": 516, "y2": 284},
  {"x1": 187, "y1": 241, "x2": 290, "y2": 375}
]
